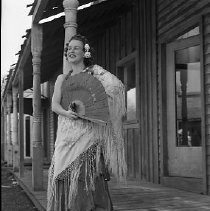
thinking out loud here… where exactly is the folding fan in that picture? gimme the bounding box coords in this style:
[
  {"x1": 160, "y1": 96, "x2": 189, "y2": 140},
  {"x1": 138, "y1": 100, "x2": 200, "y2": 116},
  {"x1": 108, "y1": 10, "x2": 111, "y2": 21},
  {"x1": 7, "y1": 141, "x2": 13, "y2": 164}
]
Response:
[{"x1": 60, "y1": 72, "x2": 110, "y2": 125}]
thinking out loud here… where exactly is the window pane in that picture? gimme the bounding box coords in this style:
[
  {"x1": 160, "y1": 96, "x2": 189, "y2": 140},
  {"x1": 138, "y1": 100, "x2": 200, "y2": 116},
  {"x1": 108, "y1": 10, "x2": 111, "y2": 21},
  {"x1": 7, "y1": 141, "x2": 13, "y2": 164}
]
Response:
[
  {"x1": 177, "y1": 26, "x2": 199, "y2": 40},
  {"x1": 175, "y1": 45, "x2": 201, "y2": 147}
]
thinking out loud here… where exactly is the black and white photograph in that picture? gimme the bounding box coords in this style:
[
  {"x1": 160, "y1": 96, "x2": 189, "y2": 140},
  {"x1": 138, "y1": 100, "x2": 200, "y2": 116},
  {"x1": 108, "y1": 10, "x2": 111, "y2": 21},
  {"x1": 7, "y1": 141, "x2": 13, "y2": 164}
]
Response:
[{"x1": 1, "y1": 0, "x2": 210, "y2": 210}]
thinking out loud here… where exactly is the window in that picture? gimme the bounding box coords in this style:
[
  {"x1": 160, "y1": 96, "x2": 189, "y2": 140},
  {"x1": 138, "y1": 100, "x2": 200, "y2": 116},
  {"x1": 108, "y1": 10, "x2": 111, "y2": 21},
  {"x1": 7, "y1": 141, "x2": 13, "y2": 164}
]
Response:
[
  {"x1": 177, "y1": 26, "x2": 199, "y2": 40},
  {"x1": 117, "y1": 59, "x2": 137, "y2": 121},
  {"x1": 175, "y1": 36, "x2": 201, "y2": 147}
]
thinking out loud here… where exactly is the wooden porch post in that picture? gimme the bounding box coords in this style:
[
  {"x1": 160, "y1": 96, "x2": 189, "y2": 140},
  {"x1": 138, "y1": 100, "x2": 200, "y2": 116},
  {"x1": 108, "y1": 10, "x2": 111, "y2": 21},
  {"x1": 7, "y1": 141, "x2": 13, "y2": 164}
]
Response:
[
  {"x1": 12, "y1": 86, "x2": 19, "y2": 172},
  {"x1": 3, "y1": 103, "x2": 8, "y2": 163},
  {"x1": 1, "y1": 107, "x2": 5, "y2": 161},
  {"x1": 31, "y1": 23, "x2": 43, "y2": 190},
  {"x1": 6, "y1": 92, "x2": 13, "y2": 166},
  {"x1": 63, "y1": 0, "x2": 79, "y2": 74},
  {"x1": 18, "y1": 69, "x2": 25, "y2": 177}
]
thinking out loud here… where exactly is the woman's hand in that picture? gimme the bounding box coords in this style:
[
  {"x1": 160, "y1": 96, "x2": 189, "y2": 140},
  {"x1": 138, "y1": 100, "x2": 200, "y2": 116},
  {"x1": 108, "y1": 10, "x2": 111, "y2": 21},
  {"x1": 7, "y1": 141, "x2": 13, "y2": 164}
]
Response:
[{"x1": 65, "y1": 109, "x2": 78, "y2": 119}]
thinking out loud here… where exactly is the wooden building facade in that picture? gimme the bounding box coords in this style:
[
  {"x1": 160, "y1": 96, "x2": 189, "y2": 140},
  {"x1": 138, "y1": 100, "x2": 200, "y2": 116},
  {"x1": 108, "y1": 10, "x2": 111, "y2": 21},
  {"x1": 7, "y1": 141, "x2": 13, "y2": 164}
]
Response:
[{"x1": 1, "y1": 0, "x2": 210, "y2": 195}]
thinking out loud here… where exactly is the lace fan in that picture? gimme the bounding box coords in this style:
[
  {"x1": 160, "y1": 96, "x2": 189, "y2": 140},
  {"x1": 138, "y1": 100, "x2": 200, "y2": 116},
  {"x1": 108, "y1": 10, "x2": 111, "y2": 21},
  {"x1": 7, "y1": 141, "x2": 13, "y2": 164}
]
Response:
[{"x1": 61, "y1": 72, "x2": 110, "y2": 124}]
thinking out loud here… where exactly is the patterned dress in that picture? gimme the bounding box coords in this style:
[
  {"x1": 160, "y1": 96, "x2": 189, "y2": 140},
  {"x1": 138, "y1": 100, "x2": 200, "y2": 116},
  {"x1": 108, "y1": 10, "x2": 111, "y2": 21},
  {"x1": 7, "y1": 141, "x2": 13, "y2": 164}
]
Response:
[{"x1": 47, "y1": 65, "x2": 127, "y2": 211}]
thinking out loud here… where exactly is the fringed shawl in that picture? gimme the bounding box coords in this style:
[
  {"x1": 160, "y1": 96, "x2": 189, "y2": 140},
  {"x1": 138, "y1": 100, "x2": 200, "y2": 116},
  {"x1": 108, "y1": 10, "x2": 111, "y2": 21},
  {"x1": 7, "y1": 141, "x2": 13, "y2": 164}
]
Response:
[{"x1": 47, "y1": 65, "x2": 127, "y2": 211}]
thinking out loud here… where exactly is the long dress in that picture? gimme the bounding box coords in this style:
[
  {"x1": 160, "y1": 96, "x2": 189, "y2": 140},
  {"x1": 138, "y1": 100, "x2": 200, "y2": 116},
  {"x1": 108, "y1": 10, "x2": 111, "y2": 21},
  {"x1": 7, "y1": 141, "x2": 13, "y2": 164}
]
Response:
[{"x1": 47, "y1": 65, "x2": 127, "y2": 211}]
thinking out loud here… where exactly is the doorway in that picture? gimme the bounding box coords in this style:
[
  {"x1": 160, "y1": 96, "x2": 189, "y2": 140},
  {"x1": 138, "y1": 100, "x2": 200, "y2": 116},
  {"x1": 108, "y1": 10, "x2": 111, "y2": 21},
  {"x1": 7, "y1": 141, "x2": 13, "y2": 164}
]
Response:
[
  {"x1": 166, "y1": 35, "x2": 202, "y2": 178},
  {"x1": 163, "y1": 28, "x2": 204, "y2": 192}
]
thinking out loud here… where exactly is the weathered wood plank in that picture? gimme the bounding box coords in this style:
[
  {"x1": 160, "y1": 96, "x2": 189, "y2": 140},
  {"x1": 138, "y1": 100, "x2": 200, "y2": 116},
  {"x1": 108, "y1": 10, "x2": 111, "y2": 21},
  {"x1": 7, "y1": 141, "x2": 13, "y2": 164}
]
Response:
[
  {"x1": 151, "y1": 0, "x2": 159, "y2": 184},
  {"x1": 158, "y1": 1, "x2": 209, "y2": 36},
  {"x1": 205, "y1": 43, "x2": 210, "y2": 54},
  {"x1": 207, "y1": 145, "x2": 210, "y2": 155},
  {"x1": 121, "y1": 15, "x2": 126, "y2": 58},
  {"x1": 204, "y1": 24, "x2": 210, "y2": 35},
  {"x1": 101, "y1": 34, "x2": 106, "y2": 68},
  {"x1": 116, "y1": 21, "x2": 120, "y2": 61},
  {"x1": 109, "y1": 26, "x2": 115, "y2": 74},
  {"x1": 126, "y1": 12, "x2": 132, "y2": 54},
  {"x1": 13, "y1": 168, "x2": 210, "y2": 210},
  {"x1": 205, "y1": 34, "x2": 210, "y2": 44},
  {"x1": 18, "y1": 70, "x2": 25, "y2": 178},
  {"x1": 158, "y1": 0, "x2": 174, "y2": 13},
  {"x1": 205, "y1": 63, "x2": 210, "y2": 74},
  {"x1": 158, "y1": 0, "x2": 187, "y2": 20},
  {"x1": 128, "y1": 128, "x2": 134, "y2": 178},
  {"x1": 134, "y1": 128, "x2": 140, "y2": 178},
  {"x1": 105, "y1": 29, "x2": 110, "y2": 70},
  {"x1": 131, "y1": 3, "x2": 137, "y2": 52}
]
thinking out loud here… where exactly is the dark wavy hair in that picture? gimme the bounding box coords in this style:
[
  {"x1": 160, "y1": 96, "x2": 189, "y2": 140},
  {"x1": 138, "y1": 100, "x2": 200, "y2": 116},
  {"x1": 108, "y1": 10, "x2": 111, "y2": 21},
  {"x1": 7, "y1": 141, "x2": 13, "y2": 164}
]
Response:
[{"x1": 64, "y1": 34, "x2": 94, "y2": 67}]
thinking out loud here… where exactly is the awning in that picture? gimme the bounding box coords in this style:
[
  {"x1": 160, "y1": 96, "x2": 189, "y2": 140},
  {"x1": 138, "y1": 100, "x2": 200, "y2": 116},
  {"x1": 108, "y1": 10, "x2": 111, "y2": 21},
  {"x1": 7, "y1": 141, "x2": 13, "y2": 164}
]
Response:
[{"x1": 23, "y1": 0, "x2": 133, "y2": 90}]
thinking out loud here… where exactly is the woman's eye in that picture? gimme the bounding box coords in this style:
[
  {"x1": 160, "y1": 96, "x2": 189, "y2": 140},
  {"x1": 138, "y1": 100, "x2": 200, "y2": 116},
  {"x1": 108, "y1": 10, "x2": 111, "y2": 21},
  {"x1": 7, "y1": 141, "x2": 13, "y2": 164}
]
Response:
[{"x1": 68, "y1": 47, "x2": 81, "y2": 51}]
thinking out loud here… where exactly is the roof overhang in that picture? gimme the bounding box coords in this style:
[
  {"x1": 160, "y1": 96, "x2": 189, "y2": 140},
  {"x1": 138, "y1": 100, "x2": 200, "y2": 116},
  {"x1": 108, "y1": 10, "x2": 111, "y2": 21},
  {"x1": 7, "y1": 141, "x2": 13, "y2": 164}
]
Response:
[{"x1": 15, "y1": 0, "x2": 133, "y2": 91}]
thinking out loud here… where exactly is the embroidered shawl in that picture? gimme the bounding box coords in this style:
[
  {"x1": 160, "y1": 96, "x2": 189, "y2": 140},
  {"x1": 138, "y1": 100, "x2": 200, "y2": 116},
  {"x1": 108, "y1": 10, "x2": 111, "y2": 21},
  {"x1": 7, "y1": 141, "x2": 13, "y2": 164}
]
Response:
[{"x1": 47, "y1": 65, "x2": 127, "y2": 211}]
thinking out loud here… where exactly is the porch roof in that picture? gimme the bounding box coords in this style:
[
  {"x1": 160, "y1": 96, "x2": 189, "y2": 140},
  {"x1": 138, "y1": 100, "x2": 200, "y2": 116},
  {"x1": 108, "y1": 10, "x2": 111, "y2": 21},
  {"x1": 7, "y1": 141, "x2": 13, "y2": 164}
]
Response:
[{"x1": 22, "y1": 0, "x2": 133, "y2": 90}]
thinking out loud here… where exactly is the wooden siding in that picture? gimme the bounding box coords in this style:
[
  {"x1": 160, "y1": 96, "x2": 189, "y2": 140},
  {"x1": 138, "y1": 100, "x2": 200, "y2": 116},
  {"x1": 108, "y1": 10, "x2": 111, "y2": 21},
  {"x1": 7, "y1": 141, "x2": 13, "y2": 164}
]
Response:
[
  {"x1": 91, "y1": 8, "x2": 138, "y2": 73},
  {"x1": 204, "y1": 13, "x2": 210, "y2": 195},
  {"x1": 123, "y1": 127, "x2": 140, "y2": 179},
  {"x1": 88, "y1": 0, "x2": 158, "y2": 183},
  {"x1": 138, "y1": 0, "x2": 158, "y2": 183},
  {"x1": 89, "y1": 1, "x2": 141, "y2": 179},
  {"x1": 157, "y1": 0, "x2": 210, "y2": 194},
  {"x1": 157, "y1": 0, "x2": 210, "y2": 41}
]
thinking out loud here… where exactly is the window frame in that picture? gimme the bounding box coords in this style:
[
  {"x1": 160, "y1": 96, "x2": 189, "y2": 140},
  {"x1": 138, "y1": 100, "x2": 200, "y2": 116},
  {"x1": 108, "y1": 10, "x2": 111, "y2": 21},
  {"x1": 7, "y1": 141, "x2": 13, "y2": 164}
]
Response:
[{"x1": 116, "y1": 51, "x2": 140, "y2": 125}]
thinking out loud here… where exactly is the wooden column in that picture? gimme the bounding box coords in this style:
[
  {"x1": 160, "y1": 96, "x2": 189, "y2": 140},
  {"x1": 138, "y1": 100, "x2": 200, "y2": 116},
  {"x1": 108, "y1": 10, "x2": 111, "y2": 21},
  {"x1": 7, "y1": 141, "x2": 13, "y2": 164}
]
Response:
[
  {"x1": 3, "y1": 103, "x2": 8, "y2": 163},
  {"x1": 12, "y1": 86, "x2": 19, "y2": 172},
  {"x1": 1, "y1": 108, "x2": 5, "y2": 161},
  {"x1": 2, "y1": 105, "x2": 7, "y2": 162},
  {"x1": 6, "y1": 93, "x2": 13, "y2": 166},
  {"x1": 31, "y1": 23, "x2": 43, "y2": 190},
  {"x1": 63, "y1": 0, "x2": 79, "y2": 74},
  {"x1": 18, "y1": 70, "x2": 25, "y2": 177}
]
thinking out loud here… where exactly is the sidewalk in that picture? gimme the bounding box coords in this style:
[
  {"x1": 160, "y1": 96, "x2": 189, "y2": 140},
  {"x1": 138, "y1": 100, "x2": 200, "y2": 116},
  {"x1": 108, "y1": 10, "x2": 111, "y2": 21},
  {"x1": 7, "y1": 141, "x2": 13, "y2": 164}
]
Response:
[{"x1": 12, "y1": 167, "x2": 210, "y2": 211}]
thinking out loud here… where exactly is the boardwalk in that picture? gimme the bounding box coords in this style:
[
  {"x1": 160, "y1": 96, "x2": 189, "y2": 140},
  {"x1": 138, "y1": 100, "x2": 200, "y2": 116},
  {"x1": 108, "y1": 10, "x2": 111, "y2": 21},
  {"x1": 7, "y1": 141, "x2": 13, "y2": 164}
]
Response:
[{"x1": 12, "y1": 167, "x2": 210, "y2": 211}]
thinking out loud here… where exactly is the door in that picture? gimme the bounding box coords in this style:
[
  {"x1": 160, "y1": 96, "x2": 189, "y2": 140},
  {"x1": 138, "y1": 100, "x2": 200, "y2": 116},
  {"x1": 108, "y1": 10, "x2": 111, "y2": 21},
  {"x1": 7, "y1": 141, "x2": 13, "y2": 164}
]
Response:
[{"x1": 166, "y1": 35, "x2": 202, "y2": 178}]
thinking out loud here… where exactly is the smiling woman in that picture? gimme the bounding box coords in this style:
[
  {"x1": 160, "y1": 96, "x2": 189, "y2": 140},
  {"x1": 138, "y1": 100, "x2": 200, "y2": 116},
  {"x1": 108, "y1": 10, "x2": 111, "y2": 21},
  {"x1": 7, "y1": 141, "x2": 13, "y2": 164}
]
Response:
[
  {"x1": 47, "y1": 34, "x2": 127, "y2": 211},
  {"x1": 1, "y1": 0, "x2": 32, "y2": 77},
  {"x1": 64, "y1": 34, "x2": 94, "y2": 69}
]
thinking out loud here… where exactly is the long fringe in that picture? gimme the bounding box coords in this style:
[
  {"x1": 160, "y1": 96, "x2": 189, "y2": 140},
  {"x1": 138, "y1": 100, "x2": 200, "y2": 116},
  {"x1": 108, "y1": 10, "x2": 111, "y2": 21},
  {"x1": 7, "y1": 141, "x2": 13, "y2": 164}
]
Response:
[{"x1": 47, "y1": 65, "x2": 127, "y2": 210}]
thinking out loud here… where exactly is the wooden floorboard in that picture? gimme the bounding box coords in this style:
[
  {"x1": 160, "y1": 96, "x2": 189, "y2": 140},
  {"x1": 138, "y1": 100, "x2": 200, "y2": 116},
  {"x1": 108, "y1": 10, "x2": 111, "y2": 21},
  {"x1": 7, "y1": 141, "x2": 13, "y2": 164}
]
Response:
[{"x1": 12, "y1": 168, "x2": 210, "y2": 211}]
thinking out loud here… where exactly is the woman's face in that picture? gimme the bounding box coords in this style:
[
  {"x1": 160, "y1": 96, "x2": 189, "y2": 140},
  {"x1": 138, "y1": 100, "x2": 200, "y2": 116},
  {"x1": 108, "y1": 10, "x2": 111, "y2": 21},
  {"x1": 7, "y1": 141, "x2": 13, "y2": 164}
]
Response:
[{"x1": 67, "y1": 39, "x2": 84, "y2": 64}]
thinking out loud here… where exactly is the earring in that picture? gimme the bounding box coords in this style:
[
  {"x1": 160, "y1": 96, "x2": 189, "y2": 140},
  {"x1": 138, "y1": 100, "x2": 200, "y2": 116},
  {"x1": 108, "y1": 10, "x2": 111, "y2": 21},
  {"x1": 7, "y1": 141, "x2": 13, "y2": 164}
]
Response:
[{"x1": 84, "y1": 44, "x2": 91, "y2": 58}]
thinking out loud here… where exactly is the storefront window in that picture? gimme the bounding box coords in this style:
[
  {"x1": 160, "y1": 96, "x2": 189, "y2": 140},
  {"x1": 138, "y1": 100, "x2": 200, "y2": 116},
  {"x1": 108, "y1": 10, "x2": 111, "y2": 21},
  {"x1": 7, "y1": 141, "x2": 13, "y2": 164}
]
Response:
[{"x1": 175, "y1": 45, "x2": 201, "y2": 147}]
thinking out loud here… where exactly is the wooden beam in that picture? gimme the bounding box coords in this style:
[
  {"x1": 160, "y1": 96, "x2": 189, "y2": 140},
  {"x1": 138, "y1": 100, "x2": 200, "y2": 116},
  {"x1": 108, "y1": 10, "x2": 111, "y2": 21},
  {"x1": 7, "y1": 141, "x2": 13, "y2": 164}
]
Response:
[
  {"x1": 12, "y1": 86, "x2": 19, "y2": 172},
  {"x1": 18, "y1": 69, "x2": 25, "y2": 177},
  {"x1": 31, "y1": 23, "x2": 43, "y2": 191},
  {"x1": 6, "y1": 93, "x2": 13, "y2": 167},
  {"x1": 32, "y1": 0, "x2": 50, "y2": 23},
  {"x1": 13, "y1": 36, "x2": 31, "y2": 87},
  {"x1": 1, "y1": 109, "x2": 5, "y2": 161}
]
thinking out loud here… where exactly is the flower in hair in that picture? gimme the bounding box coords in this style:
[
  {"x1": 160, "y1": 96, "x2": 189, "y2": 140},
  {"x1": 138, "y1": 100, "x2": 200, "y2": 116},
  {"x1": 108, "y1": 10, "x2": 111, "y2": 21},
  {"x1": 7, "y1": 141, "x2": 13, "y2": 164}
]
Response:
[{"x1": 84, "y1": 44, "x2": 91, "y2": 58}]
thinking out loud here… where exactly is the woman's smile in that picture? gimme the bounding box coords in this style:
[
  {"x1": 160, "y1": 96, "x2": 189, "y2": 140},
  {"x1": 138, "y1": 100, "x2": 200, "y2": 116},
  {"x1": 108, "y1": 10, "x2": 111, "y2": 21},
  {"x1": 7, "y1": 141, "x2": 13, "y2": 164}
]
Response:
[{"x1": 68, "y1": 53, "x2": 76, "y2": 59}]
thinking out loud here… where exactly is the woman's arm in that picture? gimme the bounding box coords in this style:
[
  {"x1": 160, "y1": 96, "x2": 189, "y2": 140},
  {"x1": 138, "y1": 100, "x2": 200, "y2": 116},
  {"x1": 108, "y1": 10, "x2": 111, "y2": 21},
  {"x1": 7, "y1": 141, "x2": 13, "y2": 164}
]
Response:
[{"x1": 52, "y1": 74, "x2": 78, "y2": 119}]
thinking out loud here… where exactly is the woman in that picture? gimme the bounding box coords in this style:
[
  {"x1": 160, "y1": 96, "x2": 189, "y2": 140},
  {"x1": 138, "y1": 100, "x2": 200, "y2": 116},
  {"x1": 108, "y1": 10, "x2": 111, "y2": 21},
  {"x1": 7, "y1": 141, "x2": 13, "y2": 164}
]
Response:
[{"x1": 47, "y1": 34, "x2": 127, "y2": 211}]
